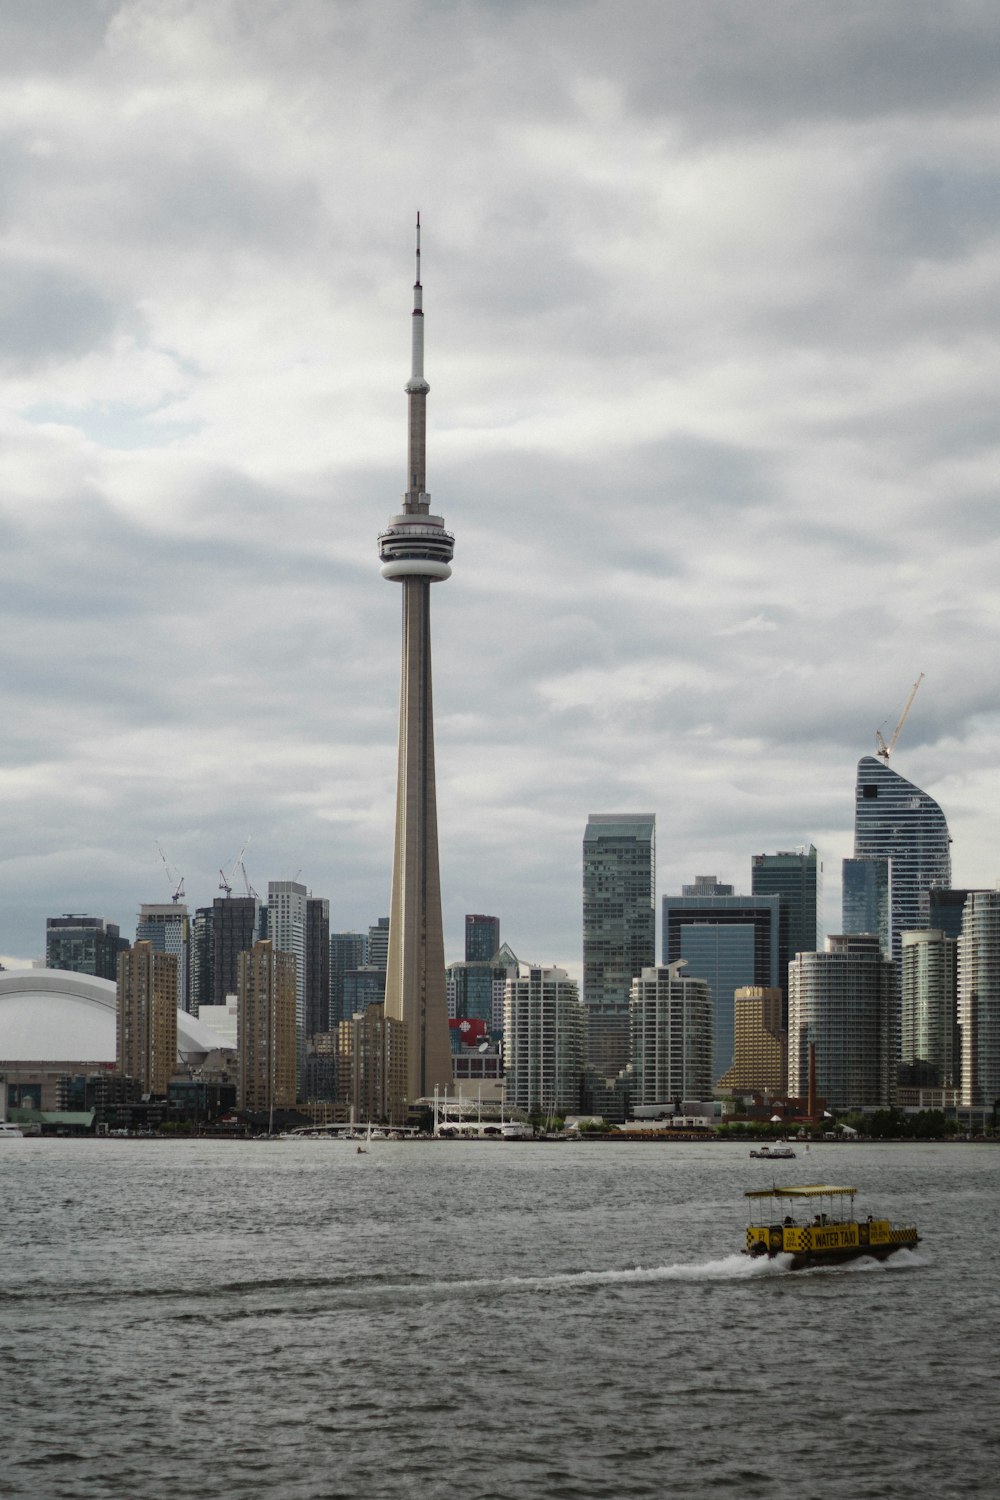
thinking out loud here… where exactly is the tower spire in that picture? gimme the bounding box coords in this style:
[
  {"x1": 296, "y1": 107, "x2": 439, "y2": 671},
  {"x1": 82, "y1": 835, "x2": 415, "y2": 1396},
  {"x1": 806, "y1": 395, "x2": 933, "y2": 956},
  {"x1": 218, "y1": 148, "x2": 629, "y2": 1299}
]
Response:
[{"x1": 405, "y1": 211, "x2": 430, "y2": 507}]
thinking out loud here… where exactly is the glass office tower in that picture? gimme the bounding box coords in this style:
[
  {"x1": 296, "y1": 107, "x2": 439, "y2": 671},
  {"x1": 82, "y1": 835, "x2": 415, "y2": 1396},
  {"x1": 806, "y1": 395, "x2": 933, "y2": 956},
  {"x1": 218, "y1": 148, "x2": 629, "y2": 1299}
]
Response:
[
  {"x1": 853, "y1": 755, "x2": 951, "y2": 1001},
  {"x1": 662, "y1": 888, "x2": 779, "y2": 1085},
  {"x1": 582, "y1": 814, "x2": 656, "y2": 1078},
  {"x1": 751, "y1": 847, "x2": 821, "y2": 971}
]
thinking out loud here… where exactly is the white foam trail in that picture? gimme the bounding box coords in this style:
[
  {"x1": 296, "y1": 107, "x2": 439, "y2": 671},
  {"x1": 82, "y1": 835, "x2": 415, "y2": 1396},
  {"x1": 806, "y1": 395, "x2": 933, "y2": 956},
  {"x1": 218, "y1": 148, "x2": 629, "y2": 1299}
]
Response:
[
  {"x1": 431, "y1": 1247, "x2": 924, "y2": 1299},
  {"x1": 486, "y1": 1252, "x2": 792, "y2": 1292}
]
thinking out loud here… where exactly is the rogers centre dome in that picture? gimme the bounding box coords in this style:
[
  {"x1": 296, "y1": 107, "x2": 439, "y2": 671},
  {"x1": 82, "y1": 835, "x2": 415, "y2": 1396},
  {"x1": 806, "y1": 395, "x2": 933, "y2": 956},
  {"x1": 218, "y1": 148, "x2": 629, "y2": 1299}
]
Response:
[{"x1": 0, "y1": 969, "x2": 230, "y2": 1066}]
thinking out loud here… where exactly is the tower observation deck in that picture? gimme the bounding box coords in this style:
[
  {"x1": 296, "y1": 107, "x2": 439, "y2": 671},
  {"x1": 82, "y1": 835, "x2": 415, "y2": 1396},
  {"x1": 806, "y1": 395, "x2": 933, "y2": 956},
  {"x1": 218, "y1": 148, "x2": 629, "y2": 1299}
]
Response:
[{"x1": 377, "y1": 216, "x2": 455, "y2": 1104}]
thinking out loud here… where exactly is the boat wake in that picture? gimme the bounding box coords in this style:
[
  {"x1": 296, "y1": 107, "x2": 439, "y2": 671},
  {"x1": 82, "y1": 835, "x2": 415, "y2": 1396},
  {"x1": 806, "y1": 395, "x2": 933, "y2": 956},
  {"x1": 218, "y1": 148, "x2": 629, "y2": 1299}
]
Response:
[
  {"x1": 490, "y1": 1253, "x2": 791, "y2": 1290},
  {"x1": 479, "y1": 1246, "x2": 927, "y2": 1295}
]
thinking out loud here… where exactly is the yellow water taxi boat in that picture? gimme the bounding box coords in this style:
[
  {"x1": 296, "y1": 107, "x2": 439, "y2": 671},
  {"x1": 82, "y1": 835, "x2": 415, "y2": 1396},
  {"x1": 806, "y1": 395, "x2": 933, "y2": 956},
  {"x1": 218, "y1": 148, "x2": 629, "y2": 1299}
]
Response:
[{"x1": 745, "y1": 1184, "x2": 919, "y2": 1269}]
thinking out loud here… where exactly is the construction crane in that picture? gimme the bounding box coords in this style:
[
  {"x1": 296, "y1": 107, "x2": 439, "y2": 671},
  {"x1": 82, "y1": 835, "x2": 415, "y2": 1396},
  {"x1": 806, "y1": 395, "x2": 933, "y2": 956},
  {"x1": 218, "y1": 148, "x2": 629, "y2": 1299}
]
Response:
[
  {"x1": 239, "y1": 853, "x2": 259, "y2": 901},
  {"x1": 155, "y1": 842, "x2": 185, "y2": 903},
  {"x1": 875, "y1": 673, "x2": 925, "y2": 764},
  {"x1": 219, "y1": 836, "x2": 253, "y2": 899}
]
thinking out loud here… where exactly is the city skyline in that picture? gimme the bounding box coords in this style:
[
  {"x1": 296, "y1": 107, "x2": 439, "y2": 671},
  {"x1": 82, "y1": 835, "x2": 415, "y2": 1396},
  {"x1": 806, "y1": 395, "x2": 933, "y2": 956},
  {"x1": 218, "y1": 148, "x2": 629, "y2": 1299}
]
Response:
[{"x1": 3, "y1": 3, "x2": 1000, "y2": 975}]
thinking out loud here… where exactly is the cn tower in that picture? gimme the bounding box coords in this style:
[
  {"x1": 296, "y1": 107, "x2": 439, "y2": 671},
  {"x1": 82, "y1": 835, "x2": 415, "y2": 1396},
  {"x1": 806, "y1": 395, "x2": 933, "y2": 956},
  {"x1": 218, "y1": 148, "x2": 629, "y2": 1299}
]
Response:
[{"x1": 378, "y1": 216, "x2": 455, "y2": 1103}]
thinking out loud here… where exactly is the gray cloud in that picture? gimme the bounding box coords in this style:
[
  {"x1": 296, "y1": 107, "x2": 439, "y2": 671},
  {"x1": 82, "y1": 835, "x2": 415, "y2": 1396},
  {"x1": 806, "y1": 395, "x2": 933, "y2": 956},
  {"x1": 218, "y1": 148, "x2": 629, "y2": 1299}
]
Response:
[
  {"x1": 1, "y1": 0, "x2": 999, "y2": 968},
  {"x1": 0, "y1": 261, "x2": 118, "y2": 366}
]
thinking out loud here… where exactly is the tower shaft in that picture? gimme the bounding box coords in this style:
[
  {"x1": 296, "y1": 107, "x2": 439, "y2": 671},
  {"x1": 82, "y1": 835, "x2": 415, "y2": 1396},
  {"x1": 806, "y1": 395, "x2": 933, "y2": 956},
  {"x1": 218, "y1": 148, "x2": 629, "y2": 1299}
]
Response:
[{"x1": 385, "y1": 578, "x2": 452, "y2": 1099}]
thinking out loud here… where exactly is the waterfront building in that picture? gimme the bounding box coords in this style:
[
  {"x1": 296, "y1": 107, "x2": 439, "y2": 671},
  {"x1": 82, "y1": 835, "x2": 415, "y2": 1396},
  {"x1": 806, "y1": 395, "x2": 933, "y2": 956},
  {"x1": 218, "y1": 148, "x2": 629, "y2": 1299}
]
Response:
[
  {"x1": 715, "y1": 986, "x2": 787, "y2": 1096},
  {"x1": 212, "y1": 895, "x2": 262, "y2": 1006},
  {"x1": 900, "y1": 929, "x2": 957, "y2": 1089},
  {"x1": 330, "y1": 932, "x2": 367, "y2": 1028},
  {"x1": 236, "y1": 940, "x2": 297, "y2": 1112},
  {"x1": 378, "y1": 218, "x2": 455, "y2": 1104},
  {"x1": 751, "y1": 846, "x2": 822, "y2": 978},
  {"x1": 136, "y1": 903, "x2": 190, "y2": 1013},
  {"x1": 190, "y1": 906, "x2": 214, "y2": 1016},
  {"x1": 465, "y1": 914, "x2": 500, "y2": 963},
  {"x1": 788, "y1": 934, "x2": 895, "y2": 1109},
  {"x1": 45, "y1": 915, "x2": 123, "y2": 981},
  {"x1": 116, "y1": 940, "x2": 178, "y2": 1096},
  {"x1": 841, "y1": 857, "x2": 891, "y2": 954},
  {"x1": 337, "y1": 1002, "x2": 408, "y2": 1125},
  {"x1": 662, "y1": 884, "x2": 779, "y2": 1085},
  {"x1": 504, "y1": 966, "x2": 586, "y2": 1117},
  {"x1": 305, "y1": 896, "x2": 330, "y2": 1041},
  {"x1": 582, "y1": 813, "x2": 656, "y2": 1079},
  {"x1": 958, "y1": 890, "x2": 1000, "y2": 1108},
  {"x1": 629, "y1": 961, "x2": 713, "y2": 1105},
  {"x1": 853, "y1": 754, "x2": 952, "y2": 1000}
]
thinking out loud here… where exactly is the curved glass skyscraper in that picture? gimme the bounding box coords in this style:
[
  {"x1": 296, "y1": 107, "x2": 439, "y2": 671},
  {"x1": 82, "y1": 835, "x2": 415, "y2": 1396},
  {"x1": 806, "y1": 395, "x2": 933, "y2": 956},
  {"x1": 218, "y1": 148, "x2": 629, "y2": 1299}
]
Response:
[{"x1": 852, "y1": 754, "x2": 952, "y2": 986}]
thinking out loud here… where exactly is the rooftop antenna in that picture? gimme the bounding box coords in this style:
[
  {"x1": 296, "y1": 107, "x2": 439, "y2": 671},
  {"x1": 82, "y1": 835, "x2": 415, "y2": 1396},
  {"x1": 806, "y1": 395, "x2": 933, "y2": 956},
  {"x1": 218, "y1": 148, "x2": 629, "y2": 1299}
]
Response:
[{"x1": 875, "y1": 673, "x2": 925, "y2": 763}]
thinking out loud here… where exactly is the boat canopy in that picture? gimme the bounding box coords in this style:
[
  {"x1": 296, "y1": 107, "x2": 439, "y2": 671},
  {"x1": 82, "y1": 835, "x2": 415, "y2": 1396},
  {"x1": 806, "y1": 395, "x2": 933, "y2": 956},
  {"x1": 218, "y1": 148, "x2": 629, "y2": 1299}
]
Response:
[{"x1": 745, "y1": 1184, "x2": 857, "y2": 1199}]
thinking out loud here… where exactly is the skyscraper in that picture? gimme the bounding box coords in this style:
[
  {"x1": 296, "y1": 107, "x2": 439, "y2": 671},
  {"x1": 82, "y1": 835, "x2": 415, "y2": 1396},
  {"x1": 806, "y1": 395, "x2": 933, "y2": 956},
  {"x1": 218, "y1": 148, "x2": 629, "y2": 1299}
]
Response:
[
  {"x1": 378, "y1": 217, "x2": 454, "y2": 1104},
  {"x1": 715, "y1": 986, "x2": 787, "y2": 1097},
  {"x1": 446, "y1": 956, "x2": 509, "y2": 1036},
  {"x1": 958, "y1": 890, "x2": 1000, "y2": 1108},
  {"x1": 853, "y1": 754, "x2": 952, "y2": 991},
  {"x1": 305, "y1": 896, "x2": 330, "y2": 1041},
  {"x1": 237, "y1": 939, "x2": 297, "y2": 1113},
  {"x1": 267, "y1": 880, "x2": 307, "y2": 1088},
  {"x1": 928, "y1": 887, "x2": 984, "y2": 940},
  {"x1": 788, "y1": 934, "x2": 895, "y2": 1109},
  {"x1": 503, "y1": 965, "x2": 586, "y2": 1116},
  {"x1": 900, "y1": 929, "x2": 957, "y2": 1089},
  {"x1": 46, "y1": 915, "x2": 123, "y2": 980},
  {"x1": 367, "y1": 916, "x2": 390, "y2": 973},
  {"x1": 190, "y1": 906, "x2": 214, "y2": 1017},
  {"x1": 841, "y1": 856, "x2": 891, "y2": 954},
  {"x1": 329, "y1": 931, "x2": 367, "y2": 1028},
  {"x1": 751, "y1": 846, "x2": 822, "y2": 975},
  {"x1": 582, "y1": 814, "x2": 656, "y2": 1078},
  {"x1": 630, "y1": 961, "x2": 713, "y2": 1105},
  {"x1": 465, "y1": 914, "x2": 501, "y2": 963},
  {"x1": 337, "y1": 1002, "x2": 409, "y2": 1127},
  {"x1": 662, "y1": 885, "x2": 779, "y2": 1085},
  {"x1": 136, "y1": 903, "x2": 190, "y2": 1013},
  {"x1": 117, "y1": 941, "x2": 178, "y2": 1096},
  {"x1": 212, "y1": 895, "x2": 262, "y2": 1005}
]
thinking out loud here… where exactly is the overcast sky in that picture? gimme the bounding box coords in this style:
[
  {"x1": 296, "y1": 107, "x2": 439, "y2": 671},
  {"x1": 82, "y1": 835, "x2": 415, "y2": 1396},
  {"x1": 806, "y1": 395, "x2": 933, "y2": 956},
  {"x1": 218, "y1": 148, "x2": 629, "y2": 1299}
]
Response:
[{"x1": 2, "y1": 0, "x2": 999, "y2": 973}]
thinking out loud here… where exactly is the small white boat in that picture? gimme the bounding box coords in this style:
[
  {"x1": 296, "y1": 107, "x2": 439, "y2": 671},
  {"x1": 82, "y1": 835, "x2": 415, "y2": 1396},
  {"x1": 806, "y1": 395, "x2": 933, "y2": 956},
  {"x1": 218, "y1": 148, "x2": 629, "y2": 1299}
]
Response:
[{"x1": 0, "y1": 1122, "x2": 25, "y2": 1139}]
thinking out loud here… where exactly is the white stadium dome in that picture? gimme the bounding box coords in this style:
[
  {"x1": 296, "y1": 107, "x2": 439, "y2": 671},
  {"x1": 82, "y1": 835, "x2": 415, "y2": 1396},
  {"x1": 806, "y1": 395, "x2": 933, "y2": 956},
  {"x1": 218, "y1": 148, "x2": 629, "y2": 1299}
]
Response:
[{"x1": 0, "y1": 969, "x2": 230, "y2": 1064}]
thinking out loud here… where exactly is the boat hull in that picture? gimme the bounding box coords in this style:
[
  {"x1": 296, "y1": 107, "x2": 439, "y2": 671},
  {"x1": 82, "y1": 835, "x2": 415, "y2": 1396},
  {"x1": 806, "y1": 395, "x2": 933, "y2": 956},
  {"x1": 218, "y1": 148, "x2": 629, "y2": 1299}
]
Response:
[
  {"x1": 749, "y1": 1240, "x2": 918, "y2": 1270},
  {"x1": 746, "y1": 1219, "x2": 919, "y2": 1267}
]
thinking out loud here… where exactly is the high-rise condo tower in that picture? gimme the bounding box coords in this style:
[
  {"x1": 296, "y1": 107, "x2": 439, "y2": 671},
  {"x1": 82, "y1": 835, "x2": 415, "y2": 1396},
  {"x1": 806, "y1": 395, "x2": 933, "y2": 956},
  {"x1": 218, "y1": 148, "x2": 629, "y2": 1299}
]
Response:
[{"x1": 378, "y1": 217, "x2": 454, "y2": 1103}]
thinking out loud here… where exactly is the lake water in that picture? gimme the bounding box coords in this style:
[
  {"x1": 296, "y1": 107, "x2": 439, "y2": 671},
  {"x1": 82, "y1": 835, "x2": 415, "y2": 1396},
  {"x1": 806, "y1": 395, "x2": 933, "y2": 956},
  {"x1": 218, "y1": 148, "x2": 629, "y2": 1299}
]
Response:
[{"x1": 2, "y1": 1138, "x2": 996, "y2": 1499}]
